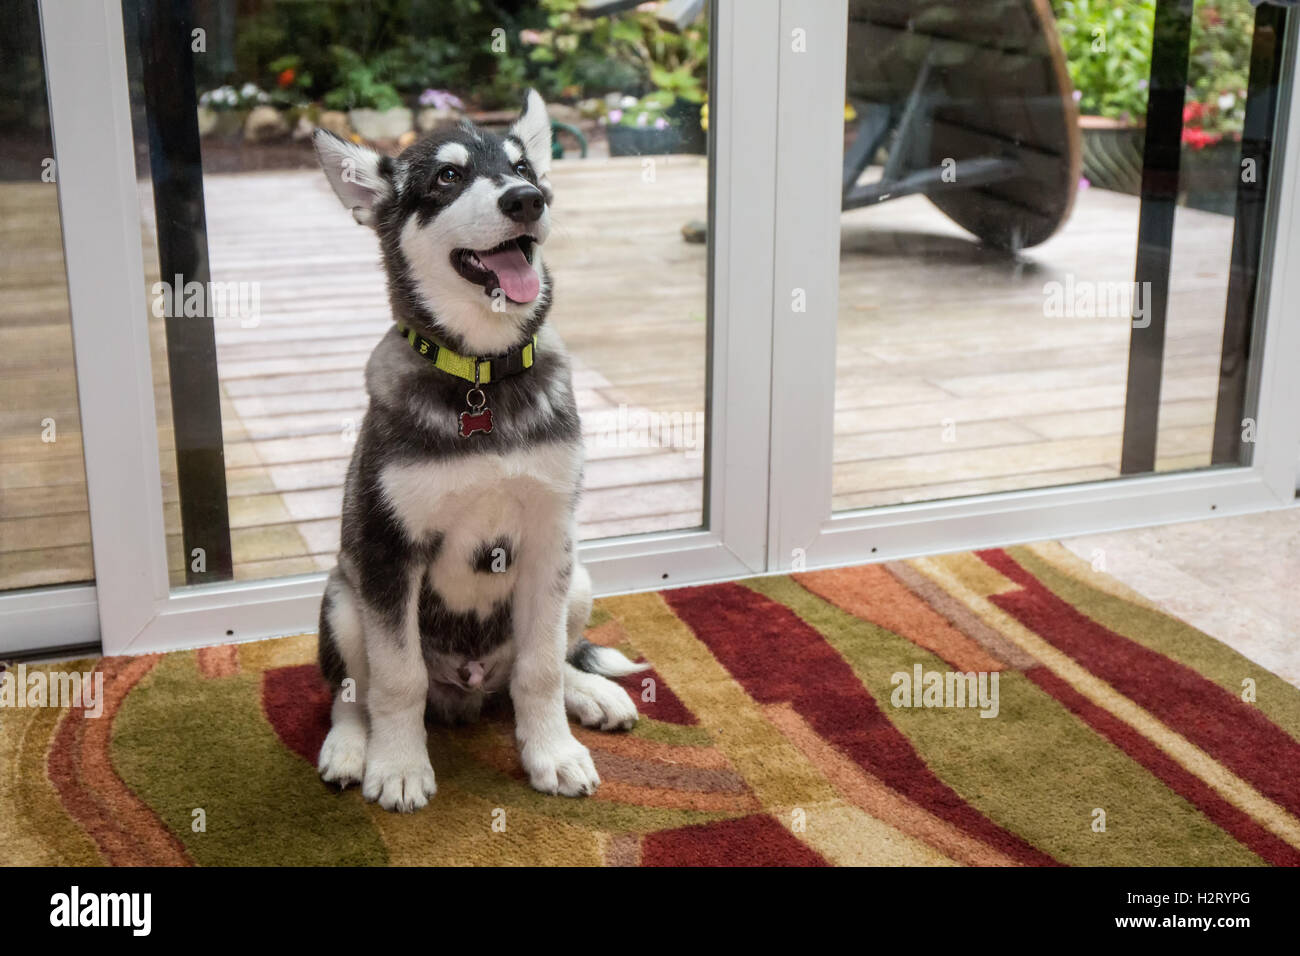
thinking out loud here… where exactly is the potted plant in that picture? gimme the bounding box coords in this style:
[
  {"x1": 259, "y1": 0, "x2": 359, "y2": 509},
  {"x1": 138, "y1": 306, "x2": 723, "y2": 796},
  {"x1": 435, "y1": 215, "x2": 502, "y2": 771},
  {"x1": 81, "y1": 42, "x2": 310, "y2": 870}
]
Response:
[
  {"x1": 649, "y1": 64, "x2": 707, "y2": 154},
  {"x1": 1051, "y1": 0, "x2": 1154, "y2": 195},
  {"x1": 529, "y1": 0, "x2": 709, "y2": 155},
  {"x1": 1177, "y1": 0, "x2": 1253, "y2": 214},
  {"x1": 1051, "y1": 0, "x2": 1255, "y2": 211},
  {"x1": 416, "y1": 88, "x2": 466, "y2": 133},
  {"x1": 197, "y1": 83, "x2": 267, "y2": 138},
  {"x1": 323, "y1": 46, "x2": 411, "y2": 141},
  {"x1": 604, "y1": 91, "x2": 682, "y2": 156}
]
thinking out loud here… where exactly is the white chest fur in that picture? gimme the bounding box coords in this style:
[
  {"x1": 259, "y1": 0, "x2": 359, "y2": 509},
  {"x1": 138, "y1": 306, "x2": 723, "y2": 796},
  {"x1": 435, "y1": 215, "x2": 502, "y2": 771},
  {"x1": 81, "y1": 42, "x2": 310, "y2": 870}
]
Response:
[{"x1": 378, "y1": 444, "x2": 581, "y2": 617}]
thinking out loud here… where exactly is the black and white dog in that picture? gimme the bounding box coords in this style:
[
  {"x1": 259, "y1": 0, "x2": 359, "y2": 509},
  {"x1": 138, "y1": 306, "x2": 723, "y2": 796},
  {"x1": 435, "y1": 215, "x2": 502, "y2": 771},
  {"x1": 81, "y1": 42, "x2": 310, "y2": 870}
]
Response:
[{"x1": 311, "y1": 91, "x2": 645, "y2": 812}]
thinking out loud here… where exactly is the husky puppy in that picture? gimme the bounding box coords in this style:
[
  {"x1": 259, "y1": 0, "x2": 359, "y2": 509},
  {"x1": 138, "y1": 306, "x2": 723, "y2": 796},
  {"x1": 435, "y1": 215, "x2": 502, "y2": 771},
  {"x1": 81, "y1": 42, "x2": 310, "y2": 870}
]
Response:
[{"x1": 312, "y1": 91, "x2": 645, "y2": 812}]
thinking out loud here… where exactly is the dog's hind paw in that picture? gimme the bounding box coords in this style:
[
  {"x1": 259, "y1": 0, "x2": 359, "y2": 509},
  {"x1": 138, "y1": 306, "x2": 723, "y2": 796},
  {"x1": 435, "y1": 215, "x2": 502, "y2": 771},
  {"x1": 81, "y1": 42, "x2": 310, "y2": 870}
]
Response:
[
  {"x1": 519, "y1": 733, "x2": 600, "y2": 797},
  {"x1": 565, "y1": 673, "x2": 638, "y2": 732},
  {"x1": 362, "y1": 755, "x2": 438, "y2": 812},
  {"x1": 318, "y1": 723, "x2": 367, "y2": 789}
]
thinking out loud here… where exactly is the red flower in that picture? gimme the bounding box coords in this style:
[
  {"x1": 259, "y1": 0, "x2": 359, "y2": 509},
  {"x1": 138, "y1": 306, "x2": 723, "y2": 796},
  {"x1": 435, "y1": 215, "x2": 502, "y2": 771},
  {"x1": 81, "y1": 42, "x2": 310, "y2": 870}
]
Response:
[
  {"x1": 278, "y1": 67, "x2": 296, "y2": 88},
  {"x1": 1182, "y1": 126, "x2": 1222, "y2": 150}
]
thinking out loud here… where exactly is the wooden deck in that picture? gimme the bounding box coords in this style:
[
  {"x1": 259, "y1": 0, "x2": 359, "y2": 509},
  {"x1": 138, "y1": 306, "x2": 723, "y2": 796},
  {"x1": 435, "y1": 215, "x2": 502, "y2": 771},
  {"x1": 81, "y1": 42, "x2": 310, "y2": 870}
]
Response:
[
  {"x1": 0, "y1": 183, "x2": 92, "y2": 590},
  {"x1": 1, "y1": 157, "x2": 1235, "y2": 588},
  {"x1": 203, "y1": 155, "x2": 710, "y2": 581},
  {"x1": 832, "y1": 185, "x2": 1233, "y2": 508}
]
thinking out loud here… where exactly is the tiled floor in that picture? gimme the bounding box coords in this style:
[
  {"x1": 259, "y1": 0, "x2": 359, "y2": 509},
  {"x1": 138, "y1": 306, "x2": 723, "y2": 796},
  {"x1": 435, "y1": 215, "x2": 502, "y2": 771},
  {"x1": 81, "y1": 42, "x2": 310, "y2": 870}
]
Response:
[{"x1": 1064, "y1": 506, "x2": 1300, "y2": 688}]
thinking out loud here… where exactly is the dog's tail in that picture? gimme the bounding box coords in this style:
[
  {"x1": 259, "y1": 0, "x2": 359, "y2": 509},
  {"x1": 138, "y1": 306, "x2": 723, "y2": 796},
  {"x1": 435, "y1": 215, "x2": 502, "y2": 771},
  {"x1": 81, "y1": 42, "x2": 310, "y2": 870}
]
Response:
[{"x1": 567, "y1": 638, "x2": 651, "y2": 677}]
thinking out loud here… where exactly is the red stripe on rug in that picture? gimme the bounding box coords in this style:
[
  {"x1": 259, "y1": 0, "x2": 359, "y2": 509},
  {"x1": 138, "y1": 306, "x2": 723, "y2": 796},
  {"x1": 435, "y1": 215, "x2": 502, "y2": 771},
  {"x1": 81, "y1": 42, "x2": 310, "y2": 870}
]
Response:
[
  {"x1": 979, "y1": 548, "x2": 1300, "y2": 821},
  {"x1": 262, "y1": 664, "x2": 334, "y2": 765},
  {"x1": 662, "y1": 582, "x2": 1058, "y2": 866},
  {"x1": 641, "y1": 814, "x2": 828, "y2": 866},
  {"x1": 613, "y1": 666, "x2": 697, "y2": 725},
  {"x1": 1025, "y1": 666, "x2": 1300, "y2": 866},
  {"x1": 47, "y1": 656, "x2": 191, "y2": 866}
]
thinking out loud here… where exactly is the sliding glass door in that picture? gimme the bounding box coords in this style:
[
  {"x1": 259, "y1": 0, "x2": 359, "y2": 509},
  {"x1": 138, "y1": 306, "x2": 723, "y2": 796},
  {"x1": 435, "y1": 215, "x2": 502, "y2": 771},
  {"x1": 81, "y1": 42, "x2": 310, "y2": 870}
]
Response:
[
  {"x1": 38, "y1": 0, "x2": 777, "y2": 654},
  {"x1": 122, "y1": 0, "x2": 720, "y2": 587},
  {"x1": 0, "y1": 0, "x2": 100, "y2": 655},
  {"x1": 18, "y1": 0, "x2": 1300, "y2": 656},
  {"x1": 769, "y1": 0, "x2": 1300, "y2": 570}
]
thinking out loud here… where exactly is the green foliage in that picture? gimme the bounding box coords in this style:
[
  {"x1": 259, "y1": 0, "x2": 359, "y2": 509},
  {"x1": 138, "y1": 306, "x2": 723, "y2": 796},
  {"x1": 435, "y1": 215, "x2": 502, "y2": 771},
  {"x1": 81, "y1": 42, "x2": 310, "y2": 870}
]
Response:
[
  {"x1": 321, "y1": 46, "x2": 403, "y2": 111},
  {"x1": 1050, "y1": 0, "x2": 1155, "y2": 122},
  {"x1": 527, "y1": 0, "x2": 708, "y2": 102},
  {"x1": 1185, "y1": 0, "x2": 1256, "y2": 142},
  {"x1": 1050, "y1": 0, "x2": 1259, "y2": 143},
  {"x1": 199, "y1": 0, "x2": 709, "y2": 113},
  {"x1": 226, "y1": 0, "x2": 543, "y2": 110}
]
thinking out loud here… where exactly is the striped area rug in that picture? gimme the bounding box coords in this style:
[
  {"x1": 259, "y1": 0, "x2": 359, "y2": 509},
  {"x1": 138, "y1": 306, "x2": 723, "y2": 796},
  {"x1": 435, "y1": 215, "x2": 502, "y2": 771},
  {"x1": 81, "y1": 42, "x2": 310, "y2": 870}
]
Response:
[{"x1": 4, "y1": 542, "x2": 1299, "y2": 866}]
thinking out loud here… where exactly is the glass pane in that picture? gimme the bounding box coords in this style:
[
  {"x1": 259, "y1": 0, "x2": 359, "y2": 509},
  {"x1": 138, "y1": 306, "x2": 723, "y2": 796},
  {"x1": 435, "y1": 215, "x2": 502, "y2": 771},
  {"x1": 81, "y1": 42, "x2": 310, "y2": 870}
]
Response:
[
  {"x1": 832, "y1": 0, "x2": 1285, "y2": 511},
  {"x1": 125, "y1": 0, "x2": 710, "y2": 584},
  {"x1": 0, "y1": 0, "x2": 94, "y2": 590}
]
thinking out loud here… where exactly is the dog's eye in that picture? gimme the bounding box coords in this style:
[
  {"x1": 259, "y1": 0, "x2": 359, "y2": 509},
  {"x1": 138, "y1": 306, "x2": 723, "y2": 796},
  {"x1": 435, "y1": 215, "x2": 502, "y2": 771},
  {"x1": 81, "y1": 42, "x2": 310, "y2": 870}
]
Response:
[
  {"x1": 514, "y1": 161, "x2": 530, "y2": 178},
  {"x1": 437, "y1": 166, "x2": 461, "y2": 185}
]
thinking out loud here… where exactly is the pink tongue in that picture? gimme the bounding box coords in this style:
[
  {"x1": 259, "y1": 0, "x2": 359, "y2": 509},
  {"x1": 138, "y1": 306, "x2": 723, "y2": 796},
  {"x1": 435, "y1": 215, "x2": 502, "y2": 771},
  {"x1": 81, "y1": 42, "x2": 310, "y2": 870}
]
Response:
[{"x1": 478, "y1": 245, "x2": 539, "y2": 303}]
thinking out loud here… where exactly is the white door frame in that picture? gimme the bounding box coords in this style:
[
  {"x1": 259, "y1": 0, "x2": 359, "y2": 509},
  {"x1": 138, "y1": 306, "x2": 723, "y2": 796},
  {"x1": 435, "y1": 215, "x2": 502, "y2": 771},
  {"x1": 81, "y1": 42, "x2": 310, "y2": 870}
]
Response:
[
  {"x1": 2, "y1": 0, "x2": 169, "y2": 656},
  {"x1": 31, "y1": 0, "x2": 782, "y2": 656},
  {"x1": 766, "y1": 0, "x2": 1300, "y2": 574}
]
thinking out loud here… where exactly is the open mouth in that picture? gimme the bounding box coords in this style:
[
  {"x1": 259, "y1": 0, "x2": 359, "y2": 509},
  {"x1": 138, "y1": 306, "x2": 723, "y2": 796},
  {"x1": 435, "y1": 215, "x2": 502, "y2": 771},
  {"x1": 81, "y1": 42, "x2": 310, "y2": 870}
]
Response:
[{"x1": 450, "y1": 236, "x2": 539, "y2": 304}]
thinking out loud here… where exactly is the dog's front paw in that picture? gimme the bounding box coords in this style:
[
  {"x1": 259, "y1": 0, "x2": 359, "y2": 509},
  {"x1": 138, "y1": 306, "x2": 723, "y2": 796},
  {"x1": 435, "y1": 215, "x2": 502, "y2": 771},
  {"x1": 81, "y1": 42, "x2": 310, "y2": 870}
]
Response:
[
  {"x1": 519, "y1": 733, "x2": 600, "y2": 797},
  {"x1": 566, "y1": 675, "x2": 638, "y2": 731},
  {"x1": 362, "y1": 754, "x2": 437, "y2": 812},
  {"x1": 318, "y1": 722, "x2": 367, "y2": 788}
]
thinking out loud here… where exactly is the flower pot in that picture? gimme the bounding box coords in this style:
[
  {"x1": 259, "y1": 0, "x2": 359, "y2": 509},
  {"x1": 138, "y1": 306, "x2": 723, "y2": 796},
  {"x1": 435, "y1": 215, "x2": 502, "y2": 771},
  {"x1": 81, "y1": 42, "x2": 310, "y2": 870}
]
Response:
[
  {"x1": 607, "y1": 101, "x2": 706, "y2": 158},
  {"x1": 417, "y1": 107, "x2": 462, "y2": 133},
  {"x1": 348, "y1": 106, "x2": 413, "y2": 141},
  {"x1": 197, "y1": 106, "x2": 218, "y2": 137},
  {"x1": 1078, "y1": 115, "x2": 1145, "y2": 195},
  {"x1": 1179, "y1": 140, "x2": 1242, "y2": 216},
  {"x1": 665, "y1": 99, "x2": 707, "y2": 155},
  {"x1": 607, "y1": 124, "x2": 683, "y2": 157},
  {"x1": 198, "y1": 108, "x2": 248, "y2": 139},
  {"x1": 243, "y1": 105, "x2": 290, "y2": 143}
]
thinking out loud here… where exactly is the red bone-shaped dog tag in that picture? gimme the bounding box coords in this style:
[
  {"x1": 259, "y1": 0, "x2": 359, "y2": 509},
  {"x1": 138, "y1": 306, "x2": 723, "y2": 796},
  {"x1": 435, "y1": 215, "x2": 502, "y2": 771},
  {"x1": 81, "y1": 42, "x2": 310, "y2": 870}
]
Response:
[{"x1": 459, "y1": 407, "x2": 493, "y2": 438}]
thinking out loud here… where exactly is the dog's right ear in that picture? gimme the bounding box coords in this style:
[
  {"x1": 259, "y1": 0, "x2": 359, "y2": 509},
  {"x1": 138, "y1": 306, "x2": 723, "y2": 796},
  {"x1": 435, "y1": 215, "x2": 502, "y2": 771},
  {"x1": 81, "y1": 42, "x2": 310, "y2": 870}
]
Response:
[{"x1": 313, "y1": 129, "x2": 393, "y2": 227}]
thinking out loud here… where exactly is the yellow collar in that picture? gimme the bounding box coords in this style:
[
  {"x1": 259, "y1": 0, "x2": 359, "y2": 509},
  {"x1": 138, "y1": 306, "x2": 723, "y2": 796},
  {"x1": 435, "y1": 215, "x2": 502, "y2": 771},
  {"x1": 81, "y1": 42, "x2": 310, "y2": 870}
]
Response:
[{"x1": 397, "y1": 324, "x2": 537, "y2": 385}]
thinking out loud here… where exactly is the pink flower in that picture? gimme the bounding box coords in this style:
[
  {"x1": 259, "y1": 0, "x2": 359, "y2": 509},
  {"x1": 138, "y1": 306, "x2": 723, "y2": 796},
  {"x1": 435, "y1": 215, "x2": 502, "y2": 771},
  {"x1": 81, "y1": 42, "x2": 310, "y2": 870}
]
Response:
[
  {"x1": 419, "y1": 89, "x2": 464, "y2": 110},
  {"x1": 608, "y1": 108, "x2": 623, "y2": 123},
  {"x1": 654, "y1": 117, "x2": 668, "y2": 130}
]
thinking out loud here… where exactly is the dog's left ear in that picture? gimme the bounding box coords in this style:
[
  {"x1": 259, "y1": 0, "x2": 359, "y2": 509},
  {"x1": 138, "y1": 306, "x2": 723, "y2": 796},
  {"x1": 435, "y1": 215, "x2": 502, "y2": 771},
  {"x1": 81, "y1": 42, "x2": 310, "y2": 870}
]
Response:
[{"x1": 510, "y1": 88, "x2": 553, "y2": 197}]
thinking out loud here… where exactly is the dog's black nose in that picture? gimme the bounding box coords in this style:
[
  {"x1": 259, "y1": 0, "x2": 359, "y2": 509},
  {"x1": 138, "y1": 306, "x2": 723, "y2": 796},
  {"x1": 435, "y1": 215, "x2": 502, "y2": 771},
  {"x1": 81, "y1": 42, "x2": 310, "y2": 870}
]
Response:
[{"x1": 498, "y1": 184, "x2": 545, "y2": 223}]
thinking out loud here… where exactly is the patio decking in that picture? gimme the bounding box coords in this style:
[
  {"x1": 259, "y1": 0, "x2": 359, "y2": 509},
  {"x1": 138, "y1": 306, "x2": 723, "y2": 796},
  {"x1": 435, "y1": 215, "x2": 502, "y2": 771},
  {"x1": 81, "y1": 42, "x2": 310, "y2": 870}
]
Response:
[
  {"x1": 203, "y1": 155, "x2": 711, "y2": 581},
  {"x1": 1, "y1": 156, "x2": 1235, "y2": 588}
]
